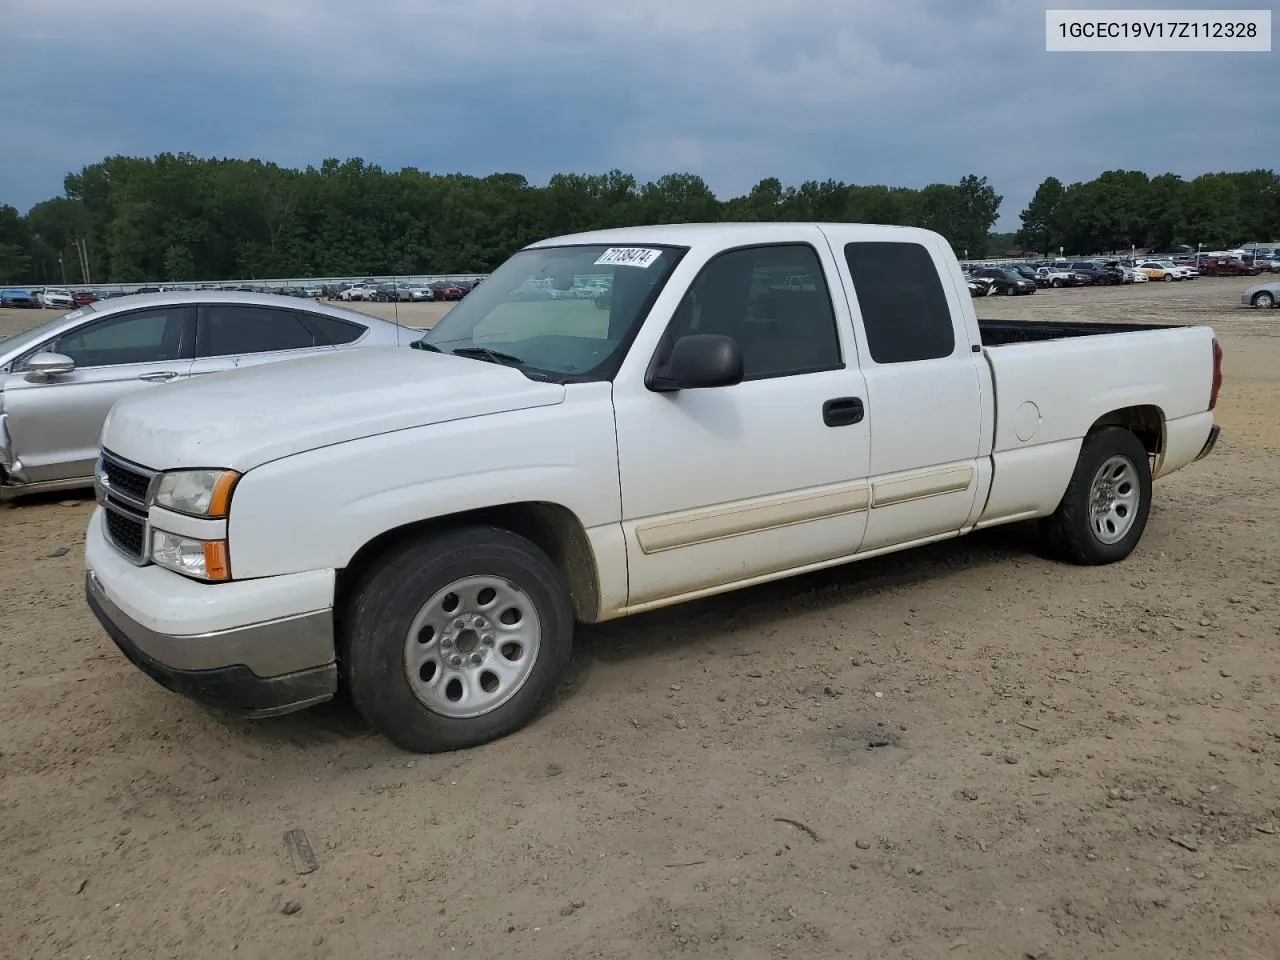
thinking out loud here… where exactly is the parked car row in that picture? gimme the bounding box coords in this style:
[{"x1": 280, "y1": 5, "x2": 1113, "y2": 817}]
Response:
[
  {"x1": 960, "y1": 250, "x2": 1280, "y2": 299},
  {"x1": 324, "y1": 279, "x2": 479, "y2": 302},
  {"x1": 0, "y1": 277, "x2": 490, "y2": 309}
]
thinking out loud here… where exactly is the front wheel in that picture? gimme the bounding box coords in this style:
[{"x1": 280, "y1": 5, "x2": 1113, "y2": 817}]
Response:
[
  {"x1": 1051, "y1": 279, "x2": 1062, "y2": 288},
  {"x1": 1252, "y1": 291, "x2": 1275, "y2": 308},
  {"x1": 1040, "y1": 427, "x2": 1152, "y2": 565},
  {"x1": 342, "y1": 526, "x2": 574, "y2": 753}
]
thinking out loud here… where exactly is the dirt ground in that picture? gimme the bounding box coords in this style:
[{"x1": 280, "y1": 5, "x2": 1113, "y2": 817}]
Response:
[{"x1": 2, "y1": 279, "x2": 1278, "y2": 960}]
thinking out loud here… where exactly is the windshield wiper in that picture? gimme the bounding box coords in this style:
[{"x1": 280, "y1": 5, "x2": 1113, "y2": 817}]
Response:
[
  {"x1": 411, "y1": 339, "x2": 443, "y2": 352},
  {"x1": 450, "y1": 346, "x2": 526, "y2": 367}
]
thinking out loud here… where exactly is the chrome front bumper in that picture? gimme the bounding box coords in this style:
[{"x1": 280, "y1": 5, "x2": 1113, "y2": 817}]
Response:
[{"x1": 86, "y1": 567, "x2": 337, "y2": 718}]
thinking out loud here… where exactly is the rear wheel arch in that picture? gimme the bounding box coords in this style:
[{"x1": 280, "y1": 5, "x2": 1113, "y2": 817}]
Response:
[{"x1": 1087, "y1": 404, "x2": 1164, "y2": 459}]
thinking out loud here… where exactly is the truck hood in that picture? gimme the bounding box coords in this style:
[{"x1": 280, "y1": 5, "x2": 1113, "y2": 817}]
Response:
[{"x1": 101, "y1": 347, "x2": 566, "y2": 471}]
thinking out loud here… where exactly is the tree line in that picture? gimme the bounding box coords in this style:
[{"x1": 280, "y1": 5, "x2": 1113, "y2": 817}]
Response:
[
  {"x1": 0, "y1": 153, "x2": 1274, "y2": 286},
  {"x1": 0, "y1": 154, "x2": 1000, "y2": 285},
  {"x1": 1016, "y1": 169, "x2": 1280, "y2": 256}
]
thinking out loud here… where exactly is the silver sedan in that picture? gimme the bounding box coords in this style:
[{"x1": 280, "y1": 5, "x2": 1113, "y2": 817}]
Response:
[
  {"x1": 1242, "y1": 280, "x2": 1280, "y2": 309},
  {"x1": 0, "y1": 291, "x2": 419, "y2": 501}
]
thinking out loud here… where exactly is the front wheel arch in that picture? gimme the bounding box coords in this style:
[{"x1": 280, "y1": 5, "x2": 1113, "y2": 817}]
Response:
[{"x1": 335, "y1": 501, "x2": 602, "y2": 626}]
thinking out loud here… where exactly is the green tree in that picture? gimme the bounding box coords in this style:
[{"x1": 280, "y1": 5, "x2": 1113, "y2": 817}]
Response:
[
  {"x1": 1017, "y1": 176, "x2": 1066, "y2": 255},
  {"x1": 4, "y1": 152, "x2": 1274, "y2": 283}
]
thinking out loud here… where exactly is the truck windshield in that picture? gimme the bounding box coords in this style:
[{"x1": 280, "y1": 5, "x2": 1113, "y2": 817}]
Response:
[{"x1": 416, "y1": 243, "x2": 687, "y2": 381}]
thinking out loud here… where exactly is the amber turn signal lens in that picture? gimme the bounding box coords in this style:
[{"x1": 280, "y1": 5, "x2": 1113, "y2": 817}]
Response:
[
  {"x1": 208, "y1": 472, "x2": 240, "y2": 519},
  {"x1": 203, "y1": 540, "x2": 232, "y2": 581}
]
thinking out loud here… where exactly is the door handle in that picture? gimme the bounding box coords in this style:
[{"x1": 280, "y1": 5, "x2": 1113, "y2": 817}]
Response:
[
  {"x1": 138, "y1": 371, "x2": 180, "y2": 382},
  {"x1": 822, "y1": 397, "x2": 864, "y2": 427}
]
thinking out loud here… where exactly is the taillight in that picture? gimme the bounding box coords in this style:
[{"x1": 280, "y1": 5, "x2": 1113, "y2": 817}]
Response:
[{"x1": 1208, "y1": 337, "x2": 1223, "y2": 410}]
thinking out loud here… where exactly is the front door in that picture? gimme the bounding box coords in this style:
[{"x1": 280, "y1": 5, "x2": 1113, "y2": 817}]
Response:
[
  {"x1": 2, "y1": 305, "x2": 194, "y2": 482},
  {"x1": 612, "y1": 237, "x2": 872, "y2": 607}
]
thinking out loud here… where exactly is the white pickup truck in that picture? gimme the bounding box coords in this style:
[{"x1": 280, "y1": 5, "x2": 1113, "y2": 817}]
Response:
[{"x1": 84, "y1": 223, "x2": 1223, "y2": 753}]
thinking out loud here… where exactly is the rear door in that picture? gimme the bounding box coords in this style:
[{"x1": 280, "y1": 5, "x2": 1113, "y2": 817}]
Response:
[
  {"x1": 1, "y1": 305, "x2": 194, "y2": 481},
  {"x1": 823, "y1": 231, "x2": 989, "y2": 553},
  {"x1": 189, "y1": 303, "x2": 336, "y2": 378}
]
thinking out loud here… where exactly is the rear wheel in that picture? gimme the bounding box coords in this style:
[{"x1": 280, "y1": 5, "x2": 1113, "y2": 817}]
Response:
[
  {"x1": 1252, "y1": 291, "x2": 1275, "y2": 308},
  {"x1": 342, "y1": 526, "x2": 574, "y2": 753},
  {"x1": 1040, "y1": 427, "x2": 1152, "y2": 565}
]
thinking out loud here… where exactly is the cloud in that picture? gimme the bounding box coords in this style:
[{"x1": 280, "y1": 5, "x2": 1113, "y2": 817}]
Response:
[{"x1": 2, "y1": 0, "x2": 1276, "y2": 230}]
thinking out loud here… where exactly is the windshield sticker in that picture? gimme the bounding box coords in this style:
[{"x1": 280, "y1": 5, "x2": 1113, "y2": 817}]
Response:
[{"x1": 594, "y1": 247, "x2": 663, "y2": 268}]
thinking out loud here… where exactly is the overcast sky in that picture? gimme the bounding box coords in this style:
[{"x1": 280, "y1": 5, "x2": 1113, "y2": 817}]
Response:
[{"x1": 2, "y1": 0, "x2": 1276, "y2": 230}]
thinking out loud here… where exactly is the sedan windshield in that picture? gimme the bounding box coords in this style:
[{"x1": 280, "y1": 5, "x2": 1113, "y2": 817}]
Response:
[{"x1": 417, "y1": 243, "x2": 686, "y2": 380}]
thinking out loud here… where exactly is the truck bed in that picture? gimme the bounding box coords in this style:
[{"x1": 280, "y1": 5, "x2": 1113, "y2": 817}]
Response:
[{"x1": 978, "y1": 318, "x2": 1177, "y2": 347}]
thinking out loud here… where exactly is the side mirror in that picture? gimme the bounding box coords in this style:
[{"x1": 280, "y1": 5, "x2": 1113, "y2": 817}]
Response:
[
  {"x1": 25, "y1": 351, "x2": 76, "y2": 381},
  {"x1": 648, "y1": 334, "x2": 744, "y2": 392}
]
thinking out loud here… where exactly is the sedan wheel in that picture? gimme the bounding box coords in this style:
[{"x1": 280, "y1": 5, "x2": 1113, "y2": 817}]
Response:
[{"x1": 1253, "y1": 291, "x2": 1275, "y2": 309}]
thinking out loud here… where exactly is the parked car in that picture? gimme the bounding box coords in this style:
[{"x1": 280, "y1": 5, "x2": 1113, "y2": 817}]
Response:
[
  {"x1": 431, "y1": 282, "x2": 466, "y2": 301},
  {"x1": 339, "y1": 284, "x2": 379, "y2": 302},
  {"x1": 1199, "y1": 257, "x2": 1261, "y2": 277},
  {"x1": 373, "y1": 282, "x2": 411, "y2": 302},
  {"x1": 1004, "y1": 264, "x2": 1041, "y2": 285},
  {"x1": 1067, "y1": 262, "x2": 1126, "y2": 285},
  {"x1": 971, "y1": 267, "x2": 1037, "y2": 295},
  {"x1": 0, "y1": 292, "x2": 418, "y2": 501},
  {"x1": 966, "y1": 276, "x2": 992, "y2": 297},
  {"x1": 1247, "y1": 257, "x2": 1280, "y2": 273},
  {"x1": 36, "y1": 288, "x2": 76, "y2": 309},
  {"x1": 1242, "y1": 280, "x2": 1280, "y2": 308},
  {"x1": 1135, "y1": 261, "x2": 1178, "y2": 281},
  {"x1": 73, "y1": 291, "x2": 100, "y2": 307},
  {"x1": 80, "y1": 222, "x2": 1221, "y2": 753},
  {"x1": 1117, "y1": 266, "x2": 1149, "y2": 283},
  {"x1": 1034, "y1": 266, "x2": 1081, "y2": 288},
  {"x1": 0, "y1": 288, "x2": 38, "y2": 308}
]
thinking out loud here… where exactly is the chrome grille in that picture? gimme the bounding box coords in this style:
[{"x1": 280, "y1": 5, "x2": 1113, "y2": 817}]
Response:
[{"x1": 95, "y1": 448, "x2": 156, "y2": 565}]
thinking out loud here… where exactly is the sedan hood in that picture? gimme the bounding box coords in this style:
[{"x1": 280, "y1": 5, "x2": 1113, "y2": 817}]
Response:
[{"x1": 101, "y1": 348, "x2": 566, "y2": 472}]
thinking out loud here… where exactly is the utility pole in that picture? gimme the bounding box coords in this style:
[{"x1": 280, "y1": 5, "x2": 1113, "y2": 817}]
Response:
[
  {"x1": 59, "y1": 254, "x2": 66, "y2": 285},
  {"x1": 74, "y1": 238, "x2": 91, "y2": 284}
]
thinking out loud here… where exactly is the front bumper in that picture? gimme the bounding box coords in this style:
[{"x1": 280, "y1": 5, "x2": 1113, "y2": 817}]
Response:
[{"x1": 84, "y1": 508, "x2": 338, "y2": 718}]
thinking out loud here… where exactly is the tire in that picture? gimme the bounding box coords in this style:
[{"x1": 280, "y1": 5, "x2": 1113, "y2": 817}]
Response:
[
  {"x1": 1051, "y1": 279, "x2": 1062, "y2": 288},
  {"x1": 1164, "y1": 273, "x2": 1174, "y2": 281},
  {"x1": 1040, "y1": 427, "x2": 1152, "y2": 565},
  {"x1": 1252, "y1": 291, "x2": 1275, "y2": 308},
  {"x1": 341, "y1": 525, "x2": 574, "y2": 753}
]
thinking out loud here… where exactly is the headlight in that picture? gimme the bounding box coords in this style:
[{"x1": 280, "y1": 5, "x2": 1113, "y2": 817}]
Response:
[
  {"x1": 153, "y1": 469, "x2": 240, "y2": 517},
  {"x1": 151, "y1": 530, "x2": 231, "y2": 581}
]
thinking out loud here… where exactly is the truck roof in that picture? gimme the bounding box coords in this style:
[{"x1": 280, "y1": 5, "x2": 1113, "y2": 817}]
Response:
[{"x1": 527, "y1": 222, "x2": 942, "y2": 250}]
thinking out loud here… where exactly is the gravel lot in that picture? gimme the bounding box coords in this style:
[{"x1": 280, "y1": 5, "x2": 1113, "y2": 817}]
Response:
[{"x1": 2, "y1": 279, "x2": 1278, "y2": 960}]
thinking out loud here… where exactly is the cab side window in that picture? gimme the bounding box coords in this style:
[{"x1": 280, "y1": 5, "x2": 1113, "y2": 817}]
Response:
[{"x1": 663, "y1": 243, "x2": 842, "y2": 380}]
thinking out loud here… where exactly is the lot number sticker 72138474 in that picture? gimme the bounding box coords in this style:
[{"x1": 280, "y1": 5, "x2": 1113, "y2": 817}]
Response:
[{"x1": 594, "y1": 247, "x2": 663, "y2": 268}]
